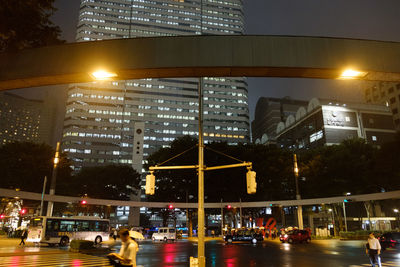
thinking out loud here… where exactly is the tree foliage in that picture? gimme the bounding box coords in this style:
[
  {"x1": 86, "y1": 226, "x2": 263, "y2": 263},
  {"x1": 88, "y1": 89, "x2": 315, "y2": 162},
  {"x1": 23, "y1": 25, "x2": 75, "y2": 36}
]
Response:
[
  {"x1": 146, "y1": 136, "x2": 295, "y2": 203},
  {"x1": 300, "y1": 138, "x2": 400, "y2": 198},
  {"x1": 0, "y1": 142, "x2": 71, "y2": 193},
  {"x1": 64, "y1": 165, "x2": 142, "y2": 200},
  {"x1": 0, "y1": 0, "x2": 64, "y2": 52},
  {"x1": 146, "y1": 136, "x2": 400, "y2": 203}
]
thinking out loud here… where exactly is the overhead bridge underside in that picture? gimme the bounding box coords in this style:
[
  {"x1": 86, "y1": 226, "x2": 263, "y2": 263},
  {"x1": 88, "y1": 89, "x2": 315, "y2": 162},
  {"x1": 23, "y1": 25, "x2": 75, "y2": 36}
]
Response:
[
  {"x1": 1, "y1": 35, "x2": 400, "y2": 91},
  {"x1": 1, "y1": 188, "x2": 399, "y2": 208}
]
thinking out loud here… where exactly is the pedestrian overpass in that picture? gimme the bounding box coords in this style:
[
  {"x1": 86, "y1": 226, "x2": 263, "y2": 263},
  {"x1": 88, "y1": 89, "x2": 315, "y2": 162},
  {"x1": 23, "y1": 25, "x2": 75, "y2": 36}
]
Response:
[
  {"x1": 0, "y1": 188, "x2": 399, "y2": 209},
  {"x1": 1, "y1": 35, "x2": 400, "y2": 91}
]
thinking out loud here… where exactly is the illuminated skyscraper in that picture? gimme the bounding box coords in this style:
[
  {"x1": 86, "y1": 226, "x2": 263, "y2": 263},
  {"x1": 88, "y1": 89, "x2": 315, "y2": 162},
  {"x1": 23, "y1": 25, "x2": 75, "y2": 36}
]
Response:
[{"x1": 62, "y1": 0, "x2": 249, "y2": 174}]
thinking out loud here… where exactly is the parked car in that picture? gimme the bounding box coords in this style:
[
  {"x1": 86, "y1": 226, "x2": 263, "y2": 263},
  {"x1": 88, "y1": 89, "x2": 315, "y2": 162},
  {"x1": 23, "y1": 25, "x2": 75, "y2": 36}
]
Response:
[
  {"x1": 280, "y1": 229, "x2": 311, "y2": 244},
  {"x1": 379, "y1": 232, "x2": 400, "y2": 249},
  {"x1": 224, "y1": 229, "x2": 264, "y2": 244},
  {"x1": 152, "y1": 227, "x2": 176, "y2": 242}
]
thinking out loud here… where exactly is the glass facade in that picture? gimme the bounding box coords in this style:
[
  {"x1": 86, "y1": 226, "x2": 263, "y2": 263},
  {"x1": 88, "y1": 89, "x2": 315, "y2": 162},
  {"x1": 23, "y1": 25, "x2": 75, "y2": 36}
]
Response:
[{"x1": 62, "y1": 0, "x2": 249, "y2": 172}]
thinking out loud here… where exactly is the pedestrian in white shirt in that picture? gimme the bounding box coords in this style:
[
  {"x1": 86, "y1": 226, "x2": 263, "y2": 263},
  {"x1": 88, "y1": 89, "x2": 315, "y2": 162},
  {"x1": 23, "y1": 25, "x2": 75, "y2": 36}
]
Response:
[
  {"x1": 108, "y1": 229, "x2": 139, "y2": 267},
  {"x1": 366, "y1": 232, "x2": 382, "y2": 267}
]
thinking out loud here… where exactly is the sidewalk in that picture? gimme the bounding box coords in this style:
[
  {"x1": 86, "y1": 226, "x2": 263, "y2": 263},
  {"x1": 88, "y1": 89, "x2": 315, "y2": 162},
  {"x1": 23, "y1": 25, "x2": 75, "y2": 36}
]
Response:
[{"x1": 0, "y1": 236, "x2": 68, "y2": 257}]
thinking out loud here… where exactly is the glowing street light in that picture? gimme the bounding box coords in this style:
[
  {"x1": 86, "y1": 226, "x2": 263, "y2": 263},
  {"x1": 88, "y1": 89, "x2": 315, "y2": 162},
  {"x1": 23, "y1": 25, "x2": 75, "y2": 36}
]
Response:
[
  {"x1": 91, "y1": 70, "x2": 118, "y2": 80},
  {"x1": 339, "y1": 69, "x2": 367, "y2": 79},
  {"x1": 394, "y1": 209, "x2": 399, "y2": 213}
]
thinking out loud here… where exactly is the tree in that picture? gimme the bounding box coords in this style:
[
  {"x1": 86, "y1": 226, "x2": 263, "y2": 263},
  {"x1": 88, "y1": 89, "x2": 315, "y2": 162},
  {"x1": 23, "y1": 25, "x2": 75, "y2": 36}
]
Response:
[
  {"x1": 373, "y1": 133, "x2": 400, "y2": 191},
  {"x1": 0, "y1": 0, "x2": 64, "y2": 52},
  {"x1": 0, "y1": 142, "x2": 71, "y2": 193},
  {"x1": 145, "y1": 136, "x2": 199, "y2": 203},
  {"x1": 146, "y1": 136, "x2": 295, "y2": 202},
  {"x1": 300, "y1": 138, "x2": 379, "y2": 198},
  {"x1": 67, "y1": 165, "x2": 142, "y2": 200}
]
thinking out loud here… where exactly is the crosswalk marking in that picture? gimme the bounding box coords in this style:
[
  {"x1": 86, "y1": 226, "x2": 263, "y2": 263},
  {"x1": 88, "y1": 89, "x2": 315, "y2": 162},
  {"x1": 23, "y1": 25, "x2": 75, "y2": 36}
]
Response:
[
  {"x1": 0, "y1": 253, "x2": 111, "y2": 267},
  {"x1": 349, "y1": 261, "x2": 399, "y2": 267}
]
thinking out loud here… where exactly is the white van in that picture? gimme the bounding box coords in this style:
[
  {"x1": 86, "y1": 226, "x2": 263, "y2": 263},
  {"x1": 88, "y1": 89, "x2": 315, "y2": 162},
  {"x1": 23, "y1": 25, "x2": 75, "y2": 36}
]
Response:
[{"x1": 152, "y1": 227, "x2": 176, "y2": 242}]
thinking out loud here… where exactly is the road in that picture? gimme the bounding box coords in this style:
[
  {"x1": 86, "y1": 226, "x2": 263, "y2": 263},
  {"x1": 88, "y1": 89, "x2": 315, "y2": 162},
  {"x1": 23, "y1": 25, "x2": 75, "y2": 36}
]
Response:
[{"x1": 0, "y1": 238, "x2": 399, "y2": 266}]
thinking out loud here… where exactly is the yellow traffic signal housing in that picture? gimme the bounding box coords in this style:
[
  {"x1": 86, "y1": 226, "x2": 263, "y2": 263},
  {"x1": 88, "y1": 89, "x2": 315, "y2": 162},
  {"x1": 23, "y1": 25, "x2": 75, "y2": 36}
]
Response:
[
  {"x1": 246, "y1": 170, "x2": 257, "y2": 194},
  {"x1": 145, "y1": 173, "x2": 155, "y2": 195}
]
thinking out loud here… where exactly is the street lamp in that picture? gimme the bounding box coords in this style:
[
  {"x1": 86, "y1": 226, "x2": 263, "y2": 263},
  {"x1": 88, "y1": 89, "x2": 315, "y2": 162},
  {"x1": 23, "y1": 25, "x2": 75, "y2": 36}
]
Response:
[
  {"x1": 46, "y1": 142, "x2": 61, "y2": 216},
  {"x1": 394, "y1": 209, "x2": 399, "y2": 229},
  {"x1": 293, "y1": 154, "x2": 303, "y2": 229},
  {"x1": 328, "y1": 208, "x2": 336, "y2": 236},
  {"x1": 339, "y1": 69, "x2": 367, "y2": 80},
  {"x1": 90, "y1": 70, "x2": 118, "y2": 80}
]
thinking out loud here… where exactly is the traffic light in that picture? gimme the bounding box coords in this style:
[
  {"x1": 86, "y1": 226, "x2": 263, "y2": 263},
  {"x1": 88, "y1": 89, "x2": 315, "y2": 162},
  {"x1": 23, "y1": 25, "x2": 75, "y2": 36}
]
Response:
[
  {"x1": 80, "y1": 200, "x2": 87, "y2": 205},
  {"x1": 168, "y1": 204, "x2": 174, "y2": 209},
  {"x1": 226, "y1": 205, "x2": 232, "y2": 209},
  {"x1": 246, "y1": 170, "x2": 257, "y2": 194},
  {"x1": 20, "y1": 209, "x2": 27, "y2": 215},
  {"x1": 145, "y1": 172, "x2": 155, "y2": 195},
  {"x1": 0, "y1": 214, "x2": 5, "y2": 219}
]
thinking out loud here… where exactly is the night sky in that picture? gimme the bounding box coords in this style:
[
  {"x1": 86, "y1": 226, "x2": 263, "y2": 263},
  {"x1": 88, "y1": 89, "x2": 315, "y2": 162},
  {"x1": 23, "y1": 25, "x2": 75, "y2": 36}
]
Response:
[{"x1": 34, "y1": 0, "x2": 400, "y2": 120}]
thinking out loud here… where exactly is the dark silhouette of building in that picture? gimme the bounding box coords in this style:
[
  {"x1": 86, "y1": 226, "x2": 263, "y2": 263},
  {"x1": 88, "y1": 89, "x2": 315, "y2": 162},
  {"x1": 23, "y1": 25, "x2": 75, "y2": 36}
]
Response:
[{"x1": 252, "y1": 97, "x2": 308, "y2": 144}]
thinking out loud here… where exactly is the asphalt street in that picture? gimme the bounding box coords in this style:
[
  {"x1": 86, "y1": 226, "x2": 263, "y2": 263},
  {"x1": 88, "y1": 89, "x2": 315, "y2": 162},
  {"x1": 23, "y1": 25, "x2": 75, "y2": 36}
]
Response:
[{"x1": 0, "y1": 238, "x2": 399, "y2": 266}]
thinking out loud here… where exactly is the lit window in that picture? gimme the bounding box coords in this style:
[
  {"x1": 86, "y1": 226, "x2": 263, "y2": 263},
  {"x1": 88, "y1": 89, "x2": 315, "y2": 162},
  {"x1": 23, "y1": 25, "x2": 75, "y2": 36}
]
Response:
[{"x1": 372, "y1": 136, "x2": 377, "y2": 141}]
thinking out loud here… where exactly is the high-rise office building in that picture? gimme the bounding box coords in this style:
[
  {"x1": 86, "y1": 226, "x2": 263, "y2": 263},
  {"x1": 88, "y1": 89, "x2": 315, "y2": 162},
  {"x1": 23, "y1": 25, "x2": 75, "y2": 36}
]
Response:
[
  {"x1": 364, "y1": 82, "x2": 400, "y2": 131},
  {"x1": 0, "y1": 92, "x2": 58, "y2": 146},
  {"x1": 62, "y1": 0, "x2": 249, "y2": 174}
]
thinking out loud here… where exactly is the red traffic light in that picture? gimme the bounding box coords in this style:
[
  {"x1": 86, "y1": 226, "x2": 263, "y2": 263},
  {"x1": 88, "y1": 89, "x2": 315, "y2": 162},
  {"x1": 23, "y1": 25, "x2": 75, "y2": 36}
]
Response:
[
  {"x1": 168, "y1": 204, "x2": 173, "y2": 209},
  {"x1": 20, "y1": 209, "x2": 27, "y2": 215},
  {"x1": 0, "y1": 214, "x2": 5, "y2": 219},
  {"x1": 81, "y1": 200, "x2": 87, "y2": 205},
  {"x1": 227, "y1": 205, "x2": 232, "y2": 209}
]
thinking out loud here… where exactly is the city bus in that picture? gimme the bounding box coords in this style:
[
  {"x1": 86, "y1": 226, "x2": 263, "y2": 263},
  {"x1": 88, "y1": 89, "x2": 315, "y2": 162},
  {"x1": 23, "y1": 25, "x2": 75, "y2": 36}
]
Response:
[{"x1": 27, "y1": 216, "x2": 110, "y2": 246}]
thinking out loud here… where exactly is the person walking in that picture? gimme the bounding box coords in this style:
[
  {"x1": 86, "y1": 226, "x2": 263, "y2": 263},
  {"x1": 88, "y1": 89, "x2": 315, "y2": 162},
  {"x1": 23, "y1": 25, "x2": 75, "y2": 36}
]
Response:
[
  {"x1": 113, "y1": 229, "x2": 118, "y2": 242},
  {"x1": 19, "y1": 228, "x2": 27, "y2": 246},
  {"x1": 108, "y1": 229, "x2": 139, "y2": 267},
  {"x1": 366, "y1": 232, "x2": 382, "y2": 267}
]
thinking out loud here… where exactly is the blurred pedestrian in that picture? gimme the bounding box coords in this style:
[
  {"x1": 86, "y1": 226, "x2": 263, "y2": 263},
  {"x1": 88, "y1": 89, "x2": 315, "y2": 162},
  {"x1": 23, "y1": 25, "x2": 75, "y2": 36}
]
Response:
[
  {"x1": 19, "y1": 228, "x2": 27, "y2": 246},
  {"x1": 113, "y1": 229, "x2": 118, "y2": 242},
  {"x1": 108, "y1": 229, "x2": 138, "y2": 267},
  {"x1": 366, "y1": 233, "x2": 382, "y2": 267}
]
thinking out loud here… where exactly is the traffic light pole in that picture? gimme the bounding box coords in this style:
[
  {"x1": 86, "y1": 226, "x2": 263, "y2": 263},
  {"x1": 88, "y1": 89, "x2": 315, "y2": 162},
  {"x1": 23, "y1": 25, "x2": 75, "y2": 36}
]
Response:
[{"x1": 197, "y1": 77, "x2": 206, "y2": 267}]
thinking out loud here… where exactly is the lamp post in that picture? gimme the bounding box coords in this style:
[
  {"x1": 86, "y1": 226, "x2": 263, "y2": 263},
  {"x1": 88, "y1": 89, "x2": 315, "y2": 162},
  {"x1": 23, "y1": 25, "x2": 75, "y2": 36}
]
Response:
[
  {"x1": 293, "y1": 154, "x2": 303, "y2": 229},
  {"x1": 39, "y1": 176, "x2": 47, "y2": 216},
  {"x1": 394, "y1": 209, "x2": 399, "y2": 229},
  {"x1": 343, "y1": 193, "x2": 351, "y2": 232},
  {"x1": 46, "y1": 142, "x2": 60, "y2": 217},
  {"x1": 328, "y1": 208, "x2": 336, "y2": 236}
]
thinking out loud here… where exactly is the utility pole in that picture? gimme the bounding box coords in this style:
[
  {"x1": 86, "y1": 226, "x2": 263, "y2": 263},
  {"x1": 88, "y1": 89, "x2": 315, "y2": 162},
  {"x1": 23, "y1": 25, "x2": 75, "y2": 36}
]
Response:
[
  {"x1": 239, "y1": 198, "x2": 243, "y2": 228},
  {"x1": 197, "y1": 77, "x2": 206, "y2": 267},
  {"x1": 220, "y1": 199, "x2": 224, "y2": 236},
  {"x1": 47, "y1": 142, "x2": 60, "y2": 217},
  {"x1": 40, "y1": 176, "x2": 47, "y2": 216},
  {"x1": 293, "y1": 154, "x2": 303, "y2": 229}
]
